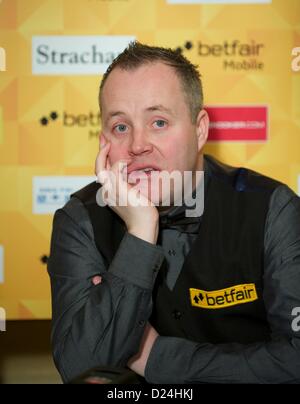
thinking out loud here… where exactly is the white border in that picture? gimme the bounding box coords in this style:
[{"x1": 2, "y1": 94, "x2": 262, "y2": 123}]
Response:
[{"x1": 167, "y1": 0, "x2": 272, "y2": 4}]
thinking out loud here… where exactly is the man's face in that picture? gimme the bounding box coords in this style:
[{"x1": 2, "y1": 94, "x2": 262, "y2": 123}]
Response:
[{"x1": 100, "y1": 62, "x2": 207, "y2": 205}]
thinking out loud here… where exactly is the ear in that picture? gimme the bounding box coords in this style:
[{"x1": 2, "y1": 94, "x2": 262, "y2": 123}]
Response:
[{"x1": 195, "y1": 109, "x2": 209, "y2": 152}]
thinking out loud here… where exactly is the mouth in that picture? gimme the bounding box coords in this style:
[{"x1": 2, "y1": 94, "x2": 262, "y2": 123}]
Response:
[{"x1": 127, "y1": 165, "x2": 161, "y2": 183}]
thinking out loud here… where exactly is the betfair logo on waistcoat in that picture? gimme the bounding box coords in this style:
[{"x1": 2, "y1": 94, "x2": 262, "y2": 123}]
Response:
[{"x1": 190, "y1": 284, "x2": 258, "y2": 309}]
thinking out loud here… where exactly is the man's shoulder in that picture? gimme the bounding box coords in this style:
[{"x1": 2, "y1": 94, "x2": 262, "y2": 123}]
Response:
[
  {"x1": 204, "y1": 154, "x2": 284, "y2": 193},
  {"x1": 57, "y1": 195, "x2": 91, "y2": 230},
  {"x1": 55, "y1": 181, "x2": 100, "y2": 232},
  {"x1": 268, "y1": 183, "x2": 300, "y2": 217},
  {"x1": 71, "y1": 181, "x2": 101, "y2": 205},
  {"x1": 65, "y1": 181, "x2": 121, "y2": 233}
]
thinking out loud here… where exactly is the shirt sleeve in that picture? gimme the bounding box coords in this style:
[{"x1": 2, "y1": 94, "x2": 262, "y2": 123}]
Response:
[
  {"x1": 145, "y1": 185, "x2": 300, "y2": 384},
  {"x1": 48, "y1": 197, "x2": 164, "y2": 383}
]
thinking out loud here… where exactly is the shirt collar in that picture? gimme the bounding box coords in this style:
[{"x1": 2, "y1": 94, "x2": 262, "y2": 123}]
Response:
[{"x1": 159, "y1": 158, "x2": 211, "y2": 233}]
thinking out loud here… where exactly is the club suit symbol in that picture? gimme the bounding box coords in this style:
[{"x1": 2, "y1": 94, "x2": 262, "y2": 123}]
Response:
[
  {"x1": 176, "y1": 41, "x2": 193, "y2": 54},
  {"x1": 40, "y1": 112, "x2": 59, "y2": 126}
]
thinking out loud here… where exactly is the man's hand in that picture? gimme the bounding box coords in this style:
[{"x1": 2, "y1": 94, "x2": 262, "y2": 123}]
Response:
[
  {"x1": 95, "y1": 136, "x2": 159, "y2": 244},
  {"x1": 92, "y1": 276, "x2": 102, "y2": 286},
  {"x1": 127, "y1": 323, "x2": 159, "y2": 377}
]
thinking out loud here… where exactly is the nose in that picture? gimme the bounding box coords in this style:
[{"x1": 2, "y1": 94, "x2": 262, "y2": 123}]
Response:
[{"x1": 128, "y1": 128, "x2": 153, "y2": 156}]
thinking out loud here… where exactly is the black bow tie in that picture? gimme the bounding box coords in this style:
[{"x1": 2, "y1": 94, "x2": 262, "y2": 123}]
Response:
[
  {"x1": 159, "y1": 209, "x2": 202, "y2": 234},
  {"x1": 158, "y1": 171, "x2": 208, "y2": 234}
]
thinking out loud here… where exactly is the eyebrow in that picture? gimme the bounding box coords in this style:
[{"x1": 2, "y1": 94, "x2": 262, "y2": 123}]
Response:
[
  {"x1": 105, "y1": 104, "x2": 174, "y2": 124},
  {"x1": 105, "y1": 111, "x2": 126, "y2": 123},
  {"x1": 145, "y1": 105, "x2": 174, "y2": 116}
]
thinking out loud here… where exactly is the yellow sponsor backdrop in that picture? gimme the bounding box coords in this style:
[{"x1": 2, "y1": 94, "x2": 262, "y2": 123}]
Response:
[{"x1": 0, "y1": 0, "x2": 299, "y2": 320}]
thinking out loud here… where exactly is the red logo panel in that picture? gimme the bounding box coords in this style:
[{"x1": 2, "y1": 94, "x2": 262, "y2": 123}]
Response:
[{"x1": 206, "y1": 106, "x2": 268, "y2": 141}]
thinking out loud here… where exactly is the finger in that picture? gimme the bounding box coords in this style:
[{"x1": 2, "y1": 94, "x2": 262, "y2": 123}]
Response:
[
  {"x1": 111, "y1": 158, "x2": 132, "y2": 174},
  {"x1": 106, "y1": 154, "x2": 112, "y2": 170},
  {"x1": 99, "y1": 133, "x2": 108, "y2": 149},
  {"x1": 99, "y1": 133, "x2": 111, "y2": 170},
  {"x1": 111, "y1": 159, "x2": 132, "y2": 184},
  {"x1": 109, "y1": 159, "x2": 133, "y2": 205},
  {"x1": 95, "y1": 143, "x2": 108, "y2": 173},
  {"x1": 95, "y1": 142, "x2": 111, "y2": 180},
  {"x1": 92, "y1": 276, "x2": 102, "y2": 286}
]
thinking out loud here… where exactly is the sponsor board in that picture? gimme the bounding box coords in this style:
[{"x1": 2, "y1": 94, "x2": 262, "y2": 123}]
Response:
[
  {"x1": 39, "y1": 110, "x2": 100, "y2": 139},
  {"x1": 33, "y1": 176, "x2": 96, "y2": 214},
  {"x1": 32, "y1": 35, "x2": 135, "y2": 75},
  {"x1": 177, "y1": 39, "x2": 266, "y2": 72}
]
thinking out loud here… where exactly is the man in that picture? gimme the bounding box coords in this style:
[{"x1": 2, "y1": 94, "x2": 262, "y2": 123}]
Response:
[{"x1": 48, "y1": 42, "x2": 300, "y2": 384}]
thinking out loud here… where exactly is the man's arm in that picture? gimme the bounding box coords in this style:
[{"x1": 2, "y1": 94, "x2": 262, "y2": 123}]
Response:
[
  {"x1": 48, "y1": 197, "x2": 164, "y2": 383},
  {"x1": 139, "y1": 185, "x2": 300, "y2": 384}
]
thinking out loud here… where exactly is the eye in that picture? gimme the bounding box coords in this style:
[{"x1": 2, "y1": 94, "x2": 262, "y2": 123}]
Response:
[
  {"x1": 114, "y1": 124, "x2": 128, "y2": 134},
  {"x1": 153, "y1": 120, "x2": 167, "y2": 129}
]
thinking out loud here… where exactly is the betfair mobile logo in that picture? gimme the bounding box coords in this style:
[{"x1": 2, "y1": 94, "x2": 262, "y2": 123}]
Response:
[{"x1": 190, "y1": 284, "x2": 258, "y2": 309}]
